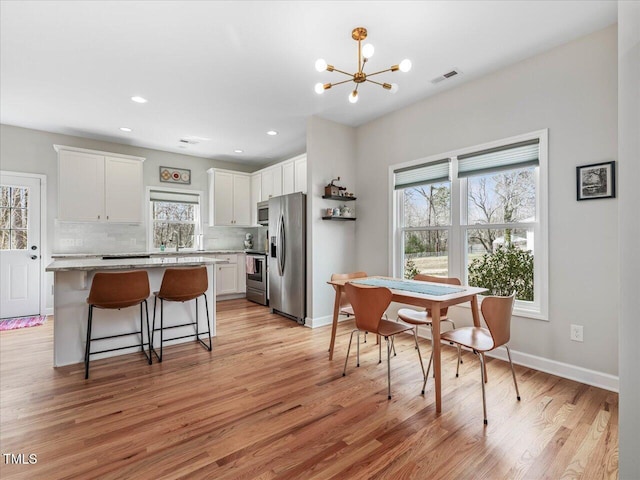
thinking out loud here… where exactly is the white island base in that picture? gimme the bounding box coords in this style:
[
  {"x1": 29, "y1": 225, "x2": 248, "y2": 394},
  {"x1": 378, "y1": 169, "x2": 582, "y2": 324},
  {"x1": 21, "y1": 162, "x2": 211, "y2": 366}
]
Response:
[{"x1": 47, "y1": 258, "x2": 219, "y2": 367}]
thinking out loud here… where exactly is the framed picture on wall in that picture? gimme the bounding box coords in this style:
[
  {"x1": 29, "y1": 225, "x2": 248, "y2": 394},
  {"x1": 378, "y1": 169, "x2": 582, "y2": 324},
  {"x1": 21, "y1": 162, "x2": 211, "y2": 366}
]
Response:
[
  {"x1": 159, "y1": 166, "x2": 191, "y2": 185},
  {"x1": 576, "y1": 161, "x2": 616, "y2": 201}
]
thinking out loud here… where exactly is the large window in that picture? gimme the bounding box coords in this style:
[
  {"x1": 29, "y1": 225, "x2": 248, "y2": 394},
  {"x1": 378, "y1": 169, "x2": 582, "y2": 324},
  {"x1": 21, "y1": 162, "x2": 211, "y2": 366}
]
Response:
[
  {"x1": 148, "y1": 189, "x2": 201, "y2": 250},
  {"x1": 393, "y1": 131, "x2": 548, "y2": 319}
]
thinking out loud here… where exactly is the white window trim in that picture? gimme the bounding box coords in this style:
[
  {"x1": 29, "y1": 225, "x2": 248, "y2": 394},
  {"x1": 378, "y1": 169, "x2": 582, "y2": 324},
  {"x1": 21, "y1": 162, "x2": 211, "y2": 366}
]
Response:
[
  {"x1": 145, "y1": 186, "x2": 203, "y2": 252},
  {"x1": 389, "y1": 129, "x2": 548, "y2": 321}
]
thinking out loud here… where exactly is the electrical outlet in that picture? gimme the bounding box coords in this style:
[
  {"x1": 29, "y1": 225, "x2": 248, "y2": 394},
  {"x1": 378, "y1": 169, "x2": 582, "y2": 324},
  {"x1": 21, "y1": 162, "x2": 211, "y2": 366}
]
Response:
[{"x1": 570, "y1": 324, "x2": 584, "y2": 342}]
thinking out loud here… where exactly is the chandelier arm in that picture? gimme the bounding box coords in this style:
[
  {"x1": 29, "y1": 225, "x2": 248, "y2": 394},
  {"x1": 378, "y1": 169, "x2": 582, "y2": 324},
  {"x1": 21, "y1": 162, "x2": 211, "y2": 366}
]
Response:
[
  {"x1": 366, "y1": 67, "x2": 395, "y2": 77},
  {"x1": 365, "y1": 79, "x2": 385, "y2": 86},
  {"x1": 331, "y1": 68, "x2": 354, "y2": 77},
  {"x1": 330, "y1": 78, "x2": 355, "y2": 87}
]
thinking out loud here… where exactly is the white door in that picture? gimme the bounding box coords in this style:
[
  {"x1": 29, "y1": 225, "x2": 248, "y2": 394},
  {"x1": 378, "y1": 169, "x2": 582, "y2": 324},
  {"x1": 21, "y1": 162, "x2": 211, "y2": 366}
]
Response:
[{"x1": 0, "y1": 174, "x2": 41, "y2": 318}]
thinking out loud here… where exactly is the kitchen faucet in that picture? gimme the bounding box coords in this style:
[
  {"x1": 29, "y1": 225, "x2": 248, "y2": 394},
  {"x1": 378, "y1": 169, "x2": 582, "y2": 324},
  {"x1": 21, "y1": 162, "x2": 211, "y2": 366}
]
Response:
[{"x1": 172, "y1": 231, "x2": 181, "y2": 252}]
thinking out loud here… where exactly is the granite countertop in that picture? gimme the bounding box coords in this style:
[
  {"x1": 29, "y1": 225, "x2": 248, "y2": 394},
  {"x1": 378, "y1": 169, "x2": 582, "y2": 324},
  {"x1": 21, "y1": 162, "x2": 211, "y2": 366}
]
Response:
[
  {"x1": 46, "y1": 256, "x2": 227, "y2": 272},
  {"x1": 51, "y1": 249, "x2": 247, "y2": 259}
]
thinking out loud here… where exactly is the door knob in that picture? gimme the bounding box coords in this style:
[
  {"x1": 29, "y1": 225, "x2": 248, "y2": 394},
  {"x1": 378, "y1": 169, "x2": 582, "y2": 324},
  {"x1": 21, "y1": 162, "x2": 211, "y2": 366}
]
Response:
[
  {"x1": 30, "y1": 245, "x2": 38, "y2": 250},
  {"x1": 30, "y1": 255, "x2": 38, "y2": 260}
]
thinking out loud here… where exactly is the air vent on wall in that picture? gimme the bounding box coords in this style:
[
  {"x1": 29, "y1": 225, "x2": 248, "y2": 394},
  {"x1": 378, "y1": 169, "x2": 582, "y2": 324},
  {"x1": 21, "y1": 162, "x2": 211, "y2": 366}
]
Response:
[{"x1": 431, "y1": 69, "x2": 461, "y2": 84}]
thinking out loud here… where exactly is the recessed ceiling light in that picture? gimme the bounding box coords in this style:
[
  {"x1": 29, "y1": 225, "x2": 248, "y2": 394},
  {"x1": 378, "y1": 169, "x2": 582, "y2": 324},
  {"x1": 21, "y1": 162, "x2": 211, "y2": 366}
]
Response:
[
  {"x1": 119, "y1": 127, "x2": 132, "y2": 132},
  {"x1": 234, "y1": 149, "x2": 244, "y2": 154},
  {"x1": 131, "y1": 96, "x2": 148, "y2": 103},
  {"x1": 266, "y1": 130, "x2": 278, "y2": 136}
]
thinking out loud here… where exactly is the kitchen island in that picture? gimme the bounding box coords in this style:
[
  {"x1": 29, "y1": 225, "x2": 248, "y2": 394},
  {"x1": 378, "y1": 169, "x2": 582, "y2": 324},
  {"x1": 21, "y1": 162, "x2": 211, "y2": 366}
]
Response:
[{"x1": 46, "y1": 256, "x2": 225, "y2": 367}]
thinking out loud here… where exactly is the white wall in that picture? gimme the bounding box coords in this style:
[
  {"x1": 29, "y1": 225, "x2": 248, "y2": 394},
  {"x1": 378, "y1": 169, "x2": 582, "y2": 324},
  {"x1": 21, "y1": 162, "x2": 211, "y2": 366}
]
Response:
[
  {"x1": 306, "y1": 116, "x2": 357, "y2": 325},
  {"x1": 617, "y1": 1, "x2": 640, "y2": 476},
  {"x1": 354, "y1": 26, "x2": 619, "y2": 379}
]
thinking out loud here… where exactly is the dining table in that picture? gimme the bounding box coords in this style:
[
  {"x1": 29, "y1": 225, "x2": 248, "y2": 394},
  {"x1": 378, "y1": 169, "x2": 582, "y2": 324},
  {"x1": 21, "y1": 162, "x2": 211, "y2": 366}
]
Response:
[{"x1": 327, "y1": 276, "x2": 488, "y2": 413}]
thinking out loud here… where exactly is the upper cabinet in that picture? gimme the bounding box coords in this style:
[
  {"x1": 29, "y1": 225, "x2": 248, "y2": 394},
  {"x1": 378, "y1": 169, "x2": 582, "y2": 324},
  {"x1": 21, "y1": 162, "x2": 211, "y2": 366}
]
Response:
[
  {"x1": 54, "y1": 145, "x2": 144, "y2": 223},
  {"x1": 260, "y1": 164, "x2": 282, "y2": 201},
  {"x1": 208, "y1": 169, "x2": 251, "y2": 226},
  {"x1": 250, "y1": 173, "x2": 261, "y2": 225}
]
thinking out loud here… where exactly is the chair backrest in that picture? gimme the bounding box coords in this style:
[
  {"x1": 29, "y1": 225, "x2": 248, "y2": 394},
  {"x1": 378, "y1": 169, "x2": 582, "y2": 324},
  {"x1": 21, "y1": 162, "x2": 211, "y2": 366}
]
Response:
[
  {"x1": 331, "y1": 271, "x2": 368, "y2": 308},
  {"x1": 158, "y1": 266, "x2": 208, "y2": 302},
  {"x1": 413, "y1": 274, "x2": 461, "y2": 317},
  {"x1": 344, "y1": 283, "x2": 392, "y2": 334},
  {"x1": 87, "y1": 270, "x2": 150, "y2": 309},
  {"x1": 481, "y1": 293, "x2": 516, "y2": 348}
]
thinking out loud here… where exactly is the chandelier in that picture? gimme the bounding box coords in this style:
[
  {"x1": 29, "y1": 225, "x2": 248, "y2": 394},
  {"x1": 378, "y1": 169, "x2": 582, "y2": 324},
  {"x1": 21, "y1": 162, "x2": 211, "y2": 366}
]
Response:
[{"x1": 314, "y1": 27, "x2": 412, "y2": 104}]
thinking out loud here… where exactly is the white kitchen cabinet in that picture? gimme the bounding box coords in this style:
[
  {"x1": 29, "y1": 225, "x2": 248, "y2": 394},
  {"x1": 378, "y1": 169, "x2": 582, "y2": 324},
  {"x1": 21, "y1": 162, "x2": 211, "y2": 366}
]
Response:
[
  {"x1": 260, "y1": 164, "x2": 282, "y2": 201},
  {"x1": 104, "y1": 156, "x2": 144, "y2": 222},
  {"x1": 55, "y1": 145, "x2": 144, "y2": 223},
  {"x1": 273, "y1": 154, "x2": 307, "y2": 197},
  {"x1": 237, "y1": 253, "x2": 246, "y2": 293},
  {"x1": 250, "y1": 173, "x2": 261, "y2": 225},
  {"x1": 208, "y1": 169, "x2": 251, "y2": 226},
  {"x1": 214, "y1": 253, "x2": 246, "y2": 295},
  {"x1": 281, "y1": 160, "x2": 295, "y2": 195},
  {"x1": 215, "y1": 263, "x2": 238, "y2": 295},
  {"x1": 294, "y1": 155, "x2": 307, "y2": 194}
]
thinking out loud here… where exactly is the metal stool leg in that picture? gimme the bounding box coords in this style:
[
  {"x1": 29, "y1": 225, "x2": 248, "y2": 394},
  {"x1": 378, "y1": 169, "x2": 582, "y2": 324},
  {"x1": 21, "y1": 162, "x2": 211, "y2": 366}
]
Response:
[
  {"x1": 84, "y1": 305, "x2": 93, "y2": 379},
  {"x1": 506, "y1": 346, "x2": 521, "y2": 401},
  {"x1": 386, "y1": 336, "x2": 392, "y2": 400},
  {"x1": 201, "y1": 293, "x2": 213, "y2": 351},
  {"x1": 343, "y1": 330, "x2": 357, "y2": 376},
  {"x1": 478, "y1": 351, "x2": 488, "y2": 425}
]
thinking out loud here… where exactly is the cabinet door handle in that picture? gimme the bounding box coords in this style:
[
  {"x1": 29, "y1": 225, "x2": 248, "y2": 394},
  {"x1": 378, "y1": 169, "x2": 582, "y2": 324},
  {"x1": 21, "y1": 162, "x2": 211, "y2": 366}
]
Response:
[{"x1": 97, "y1": 215, "x2": 100, "y2": 219}]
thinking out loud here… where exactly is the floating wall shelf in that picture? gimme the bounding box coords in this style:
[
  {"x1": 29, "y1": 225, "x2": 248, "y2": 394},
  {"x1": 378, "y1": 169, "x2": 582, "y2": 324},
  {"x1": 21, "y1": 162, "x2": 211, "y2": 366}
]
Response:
[{"x1": 322, "y1": 195, "x2": 357, "y2": 201}]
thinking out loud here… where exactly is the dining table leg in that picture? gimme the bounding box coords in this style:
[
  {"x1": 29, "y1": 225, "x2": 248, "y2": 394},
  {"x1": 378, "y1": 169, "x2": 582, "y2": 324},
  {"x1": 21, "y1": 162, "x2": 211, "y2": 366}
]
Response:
[
  {"x1": 328, "y1": 285, "x2": 342, "y2": 360},
  {"x1": 431, "y1": 304, "x2": 442, "y2": 413}
]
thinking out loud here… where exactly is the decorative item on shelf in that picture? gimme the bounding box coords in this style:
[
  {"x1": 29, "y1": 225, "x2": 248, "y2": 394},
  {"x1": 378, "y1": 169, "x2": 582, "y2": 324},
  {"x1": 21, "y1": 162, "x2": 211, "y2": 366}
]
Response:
[
  {"x1": 325, "y1": 208, "x2": 334, "y2": 217},
  {"x1": 341, "y1": 205, "x2": 354, "y2": 218},
  {"x1": 332, "y1": 207, "x2": 341, "y2": 217},
  {"x1": 244, "y1": 233, "x2": 253, "y2": 249},
  {"x1": 314, "y1": 26, "x2": 412, "y2": 104},
  {"x1": 160, "y1": 166, "x2": 191, "y2": 184},
  {"x1": 325, "y1": 177, "x2": 347, "y2": 197}
]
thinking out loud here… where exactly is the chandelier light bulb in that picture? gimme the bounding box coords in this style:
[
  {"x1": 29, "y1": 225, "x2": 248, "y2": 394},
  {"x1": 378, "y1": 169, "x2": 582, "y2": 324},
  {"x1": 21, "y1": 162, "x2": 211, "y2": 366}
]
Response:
[
  {"x1": 362, "y1": 43, "x2": 375, "y2": 59},
  {"x1": 315, "y1": 83, "x2": 325, "y2": 94},
  {"x1": 390, "y1": 83, "x2": 399, "y2": 94},
  {"x1": 348, "y1": 91, "x2": 359, "y2": 104},
  {"x1": 315, "y1": 58, "x2": 328, "y2": 72},
  {"x1": 399, "y1": 59, "x2": 412, "y2": 73}
]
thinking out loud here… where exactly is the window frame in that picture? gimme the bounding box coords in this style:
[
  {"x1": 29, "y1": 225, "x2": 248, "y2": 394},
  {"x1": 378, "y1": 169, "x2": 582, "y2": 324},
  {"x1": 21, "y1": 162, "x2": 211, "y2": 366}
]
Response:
[
  {"x1": 390, "y1": 129, "x2": 548, "y2": 320},
  {"x1": 146, "y1": 186, "x2": 203, "y2": 252}
]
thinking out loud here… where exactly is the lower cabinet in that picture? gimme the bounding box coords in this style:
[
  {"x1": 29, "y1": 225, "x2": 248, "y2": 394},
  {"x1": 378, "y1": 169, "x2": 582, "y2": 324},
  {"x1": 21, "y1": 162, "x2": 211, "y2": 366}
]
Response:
[{"x1": 214, "y1": 253, "x2": 246, "y2": 296}]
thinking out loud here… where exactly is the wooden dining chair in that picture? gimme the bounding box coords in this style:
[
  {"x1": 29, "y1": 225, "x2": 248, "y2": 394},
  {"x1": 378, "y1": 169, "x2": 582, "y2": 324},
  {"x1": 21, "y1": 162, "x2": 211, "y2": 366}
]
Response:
[
  {"x1": 342, "y1": 283, "x2": 425, "y2": 399},
  {"x1": 331, "y1": 271, "x2": 389, "y2": 347},
  {"x1": 331, "y1": 271, "x2": 368, "y2": 317},
  {"x1": 397, "y1": 274, "x2": 463, "y2": 391},
  {"x1": 440, "y1": 292, "x2": 521, "y2": 425}
]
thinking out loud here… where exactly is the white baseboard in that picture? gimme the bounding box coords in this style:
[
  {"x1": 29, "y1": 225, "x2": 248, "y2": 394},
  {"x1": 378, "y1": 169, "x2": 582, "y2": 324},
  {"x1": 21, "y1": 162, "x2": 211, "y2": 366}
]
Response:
[
  {"x1": 414, "y1": 326, "x2": 618, "y2": 392},
  {"x1": 307, "y1": 314, "x2": 352, "y2": 329},
  {"x1": 44, "y1": 307, "x2": 54, "y2": 316}
]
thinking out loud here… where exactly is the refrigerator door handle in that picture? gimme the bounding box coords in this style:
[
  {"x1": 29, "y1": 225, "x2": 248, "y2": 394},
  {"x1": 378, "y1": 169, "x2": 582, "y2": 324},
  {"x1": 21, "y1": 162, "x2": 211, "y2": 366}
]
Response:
[
  {"x1": 280, "y1": 214, "x2": 286, "y2": 275},
  {"x1": 277, "y1": 214, "x2": 284, "y2": 276}
]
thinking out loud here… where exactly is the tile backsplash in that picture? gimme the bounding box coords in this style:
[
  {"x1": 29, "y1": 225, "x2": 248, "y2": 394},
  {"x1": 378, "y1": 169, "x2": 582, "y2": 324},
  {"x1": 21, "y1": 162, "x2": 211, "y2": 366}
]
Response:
[{"x1": 54, "y1": 221, "x2": 267, "y2": 253}]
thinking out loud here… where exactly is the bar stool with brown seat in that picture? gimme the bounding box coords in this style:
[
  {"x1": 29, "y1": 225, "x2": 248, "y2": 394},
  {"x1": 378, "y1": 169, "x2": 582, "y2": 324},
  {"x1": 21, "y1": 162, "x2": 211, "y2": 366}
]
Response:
[
  {"x1": 85, "y1": 270, "x2": 152, "y2": 379},
  {"x1": 151, "y1": 266, "x2": 212, "y2": 362}
]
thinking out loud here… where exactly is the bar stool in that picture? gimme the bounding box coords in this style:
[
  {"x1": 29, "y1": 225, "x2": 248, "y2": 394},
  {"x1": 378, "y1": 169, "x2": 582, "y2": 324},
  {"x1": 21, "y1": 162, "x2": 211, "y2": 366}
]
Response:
[
  {"x1": 151, "y1": 266, "x2": 212, "y2": 362},
  {"x1": 85, "y1": 270, "x2": 152, "y2": 379}
]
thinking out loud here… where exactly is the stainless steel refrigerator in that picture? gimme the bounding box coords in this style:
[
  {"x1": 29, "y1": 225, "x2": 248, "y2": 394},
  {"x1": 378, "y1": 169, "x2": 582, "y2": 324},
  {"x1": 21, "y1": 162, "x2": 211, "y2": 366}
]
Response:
[{"x1": 268, "y1": 192, "x2": 306, "y2": 324}]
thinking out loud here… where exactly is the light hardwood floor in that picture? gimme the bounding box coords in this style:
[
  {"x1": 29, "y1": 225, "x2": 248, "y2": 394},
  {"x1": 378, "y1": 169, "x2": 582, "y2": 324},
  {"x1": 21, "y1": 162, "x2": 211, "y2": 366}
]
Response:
[{"x1": 0, "y1": 299, "x2": 618, "y2": 479}]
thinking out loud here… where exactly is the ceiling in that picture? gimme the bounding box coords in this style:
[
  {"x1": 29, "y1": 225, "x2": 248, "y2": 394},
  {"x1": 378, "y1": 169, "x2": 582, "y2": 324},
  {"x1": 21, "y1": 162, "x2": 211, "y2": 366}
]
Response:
[{"x1": 0, "y1": 1, "x2": 616, "y2": 169}]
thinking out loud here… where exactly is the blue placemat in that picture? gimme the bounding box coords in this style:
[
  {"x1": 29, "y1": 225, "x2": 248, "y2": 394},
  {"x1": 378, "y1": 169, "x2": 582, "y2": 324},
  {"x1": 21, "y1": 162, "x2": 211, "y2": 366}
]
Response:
[{"x1": 351, "y1": 278, "x2": 464, "y2": 296}]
